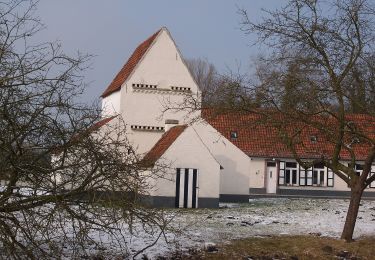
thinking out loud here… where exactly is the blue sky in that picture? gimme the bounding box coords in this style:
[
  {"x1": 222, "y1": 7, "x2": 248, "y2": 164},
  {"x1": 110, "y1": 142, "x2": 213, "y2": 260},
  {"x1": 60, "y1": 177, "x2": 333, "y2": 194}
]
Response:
[{"x1": 36, "y1": 0, "x2": 284, "y2": 104}]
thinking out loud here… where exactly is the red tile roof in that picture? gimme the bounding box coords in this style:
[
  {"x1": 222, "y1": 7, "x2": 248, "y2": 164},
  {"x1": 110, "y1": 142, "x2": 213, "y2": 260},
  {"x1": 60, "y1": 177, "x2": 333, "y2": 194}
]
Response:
[
  {"x1": 142, "y1": 125, "x2": 188, "y2": 166},
  {"x1": 101, "y1": 29, "x2": 162, "y2": 98},
  {"x1": 203, "y1": 110, "x2": 375, "y2": 161},
  {"x1": 89, "y1": 115, "x2": 117, "y2": 131}
]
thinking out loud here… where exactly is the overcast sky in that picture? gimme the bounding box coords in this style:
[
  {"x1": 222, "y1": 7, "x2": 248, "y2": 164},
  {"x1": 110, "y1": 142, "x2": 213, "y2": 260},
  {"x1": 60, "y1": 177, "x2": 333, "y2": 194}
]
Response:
[{"x1": 35, "y1": 0, "x2": 284, "y2": 104}]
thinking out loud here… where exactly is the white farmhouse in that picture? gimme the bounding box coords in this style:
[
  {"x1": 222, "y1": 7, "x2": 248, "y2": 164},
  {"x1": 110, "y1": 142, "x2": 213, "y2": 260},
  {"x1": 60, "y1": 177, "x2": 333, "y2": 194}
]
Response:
[{"x1": 98, "y1": 27, "x2": 375, "y2": 208}]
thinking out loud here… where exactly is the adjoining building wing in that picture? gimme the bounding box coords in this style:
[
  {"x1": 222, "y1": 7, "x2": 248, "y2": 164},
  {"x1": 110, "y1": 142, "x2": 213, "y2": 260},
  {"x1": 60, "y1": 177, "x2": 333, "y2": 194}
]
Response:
[
  {"x1": 202, "y1": 110, "x2": 375, "y2": 199},
  {"x1": 141, "y1": 125, "x2": 221, "y2": 208}
]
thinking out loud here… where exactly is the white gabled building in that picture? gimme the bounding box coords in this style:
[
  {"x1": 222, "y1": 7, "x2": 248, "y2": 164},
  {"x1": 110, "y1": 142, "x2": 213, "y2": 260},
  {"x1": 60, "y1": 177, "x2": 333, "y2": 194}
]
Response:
[
  {"x1": 203, "y1": 111, "x2": 375, "y2": 200},
  {"x1": 142, "y1": 125, "x2": 221, "y2": 208},
  {"x1": 98, "y1": 27, "x2": 375, "y2": 208},
  {"x1": 101, "y1": 27, "x2": 200, "y2": 154}
]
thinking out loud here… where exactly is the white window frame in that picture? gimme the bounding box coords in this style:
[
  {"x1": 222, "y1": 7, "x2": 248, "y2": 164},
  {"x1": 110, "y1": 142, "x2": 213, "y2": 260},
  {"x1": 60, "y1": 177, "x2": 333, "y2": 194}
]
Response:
[{"x1": 284, "y1": 162, "x2": 298, "y2": 186}]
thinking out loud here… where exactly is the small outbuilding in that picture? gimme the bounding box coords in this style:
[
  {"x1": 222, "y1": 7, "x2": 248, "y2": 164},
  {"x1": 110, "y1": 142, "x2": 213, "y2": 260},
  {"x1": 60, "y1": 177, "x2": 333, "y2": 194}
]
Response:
[{"x1": 141, "y1": 124, "x2": 221, "y2": 208}]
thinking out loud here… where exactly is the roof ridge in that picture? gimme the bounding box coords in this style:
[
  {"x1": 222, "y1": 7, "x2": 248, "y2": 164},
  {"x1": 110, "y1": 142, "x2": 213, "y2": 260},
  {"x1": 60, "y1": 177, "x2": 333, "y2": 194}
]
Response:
[{"x1": 101, "y1": 28, "x2": 162, "y2": 98}]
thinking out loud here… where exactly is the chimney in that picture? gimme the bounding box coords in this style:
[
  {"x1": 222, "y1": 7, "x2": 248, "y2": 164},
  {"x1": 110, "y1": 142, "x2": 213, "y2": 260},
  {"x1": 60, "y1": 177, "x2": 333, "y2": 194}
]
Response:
[{"x1": 165, "y1": 119, "x2": 179, "y2": 132}]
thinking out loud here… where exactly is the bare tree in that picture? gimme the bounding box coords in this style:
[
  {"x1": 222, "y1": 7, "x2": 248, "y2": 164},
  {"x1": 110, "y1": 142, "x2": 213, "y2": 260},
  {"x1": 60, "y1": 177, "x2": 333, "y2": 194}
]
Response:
[
  {"x1": 238, "y1": 0, "x2": 375, "y2": 241},
  {"x1": 185, "y1": 58, "x2": 253, "y2": 110},
  {"x1": 0, "y1": 1, "x2": 170, "y2": 258},
  {"x1": 185, "y1": 58, "x2": 218, "y2": 106},
  {"x1": 345, "y1": 55, "x2": 375, "y2": 113}
]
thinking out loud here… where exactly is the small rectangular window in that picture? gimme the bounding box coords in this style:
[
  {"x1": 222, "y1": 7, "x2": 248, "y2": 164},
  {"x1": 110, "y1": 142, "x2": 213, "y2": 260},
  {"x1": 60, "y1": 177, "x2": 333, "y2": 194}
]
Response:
[
  {"x1": 230, "y1": 131, "x2": 238, "y2": 139},
  {"x1": 286, "y1": 162, "x2": 297, "y2": 168},
  {"x1": 327, "y1": 169, "x2": 334, "y2": 187},
  {"x1": 278, "y1": 161, "x2": 285, "y2": 185},
  {"x1": 267, "y1": 161, "x2": 276, "y2": 167},
  {"x1": 314, "y1": 162, "x2": 324, "y2": 169},
  {"x1": 299, "y1": 167, "x2": 306, "y2": 186},
  {"x1": 306, "y1": 169, "x2": 313, "y2": 186}
]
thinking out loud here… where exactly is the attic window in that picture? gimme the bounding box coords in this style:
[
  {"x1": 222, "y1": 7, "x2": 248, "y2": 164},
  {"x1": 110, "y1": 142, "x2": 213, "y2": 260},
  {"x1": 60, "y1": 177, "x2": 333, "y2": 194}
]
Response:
[
  {"x1": 310, "y1": 135, "x2": 317, "y2": 143},
  {"x1": 352, "y1": 137, "x2": 360, "y2": 144},
  {"x1": 230, "y1": 131, "x2": 238, "y2": 139}
]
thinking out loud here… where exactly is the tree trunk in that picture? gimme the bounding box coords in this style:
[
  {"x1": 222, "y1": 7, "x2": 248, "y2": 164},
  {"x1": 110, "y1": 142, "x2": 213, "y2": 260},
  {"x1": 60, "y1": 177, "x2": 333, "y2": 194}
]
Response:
[{"x1": 341, "y1": 185, "x2": 364, "y2": 242}]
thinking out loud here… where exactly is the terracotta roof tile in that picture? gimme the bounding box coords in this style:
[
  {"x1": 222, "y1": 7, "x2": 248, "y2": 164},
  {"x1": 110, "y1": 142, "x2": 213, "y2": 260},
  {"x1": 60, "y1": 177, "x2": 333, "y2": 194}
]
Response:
[
  {"x1": 101, "y1": 29, "x2": 161, "y2": 98},
  {"x1": 90, "y1": 115, "x2": 117, "y2": 131},
  {"x1": 203, "y1": 110, "x2": 374, "y2": 161},
  {"x1": 142, "y1": 125, "x2": 188, "y2": 166}
]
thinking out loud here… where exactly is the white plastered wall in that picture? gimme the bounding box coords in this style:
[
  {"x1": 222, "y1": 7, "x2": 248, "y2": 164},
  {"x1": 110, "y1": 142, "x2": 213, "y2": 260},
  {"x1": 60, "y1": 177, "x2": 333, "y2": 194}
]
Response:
[
  {"x1": 193, "y1": 121, "x2": 251, "y2": 196},
  {"x1": 249, "y1": 158, "x2": 266, "y2": 188},
  {"x1": 114, "y1": 28, "x2": 201, "y2": 154},
  {"x1": 101, "y1": 91, "x2": 121, "y2": 117},
  {"x1": 332, "y1": 163, "x2": 375, "y2": 191},
  {"x1": 148, "y1": 126, "x2": 220, "y2": 199}
]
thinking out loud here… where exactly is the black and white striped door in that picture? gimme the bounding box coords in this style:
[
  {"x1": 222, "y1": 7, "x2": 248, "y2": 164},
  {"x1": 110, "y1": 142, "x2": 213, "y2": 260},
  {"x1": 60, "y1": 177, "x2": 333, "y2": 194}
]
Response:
[{"x1": 175, "y1": 168, "x2": 198, "y2": 208}]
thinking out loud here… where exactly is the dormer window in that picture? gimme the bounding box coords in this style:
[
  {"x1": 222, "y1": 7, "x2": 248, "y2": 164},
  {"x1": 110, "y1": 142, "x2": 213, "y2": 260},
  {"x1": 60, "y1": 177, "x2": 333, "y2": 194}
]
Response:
[
  {"x1": 352, "y1": 137, "x2": 360, "y2": 144},
  {"x1": 230, "y1": 131, "x2": 238, "y2": 139}
]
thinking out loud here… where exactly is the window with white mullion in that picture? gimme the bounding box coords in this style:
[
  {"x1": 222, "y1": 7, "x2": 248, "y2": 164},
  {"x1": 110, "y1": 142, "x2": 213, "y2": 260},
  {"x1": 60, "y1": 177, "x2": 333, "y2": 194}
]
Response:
[
  {"x1": 299, "y1": 166, "x2": 306, "y2": 186},
  {"x1": 312, "y1": 170, "x2": 325, "y2": 186},
  {"x1": 285, "y1": 162, "x2": 298, "y2": 186},
  {"x1": 327, "y1": 168, "x2": 334, "y2": 187},
  {"x1": 311, "y1": 163, "x2": 325, "y2": 186},
  {"x1": 278, "y1": 161, "x2": 285, "y2": 185},
  {"x1": 306, "y1": 168, "x2": 313, "y2": 186}
]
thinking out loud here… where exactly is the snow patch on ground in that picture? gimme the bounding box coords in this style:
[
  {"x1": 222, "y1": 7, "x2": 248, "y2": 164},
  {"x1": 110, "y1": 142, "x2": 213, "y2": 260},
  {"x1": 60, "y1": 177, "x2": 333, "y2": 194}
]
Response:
[{"x1": 135, "y1": 198, "x2": 375, "y2": 258}]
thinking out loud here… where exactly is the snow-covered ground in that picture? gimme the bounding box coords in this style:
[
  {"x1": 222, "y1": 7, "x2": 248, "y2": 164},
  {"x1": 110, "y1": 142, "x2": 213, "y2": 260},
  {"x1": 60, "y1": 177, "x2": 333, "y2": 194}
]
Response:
[
  {"x1": 97, "y1": 198, "x2": 375, "y2": 258},
  {"x1": 4, "y1": 198, "x2": 375, "y2": 259}
]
